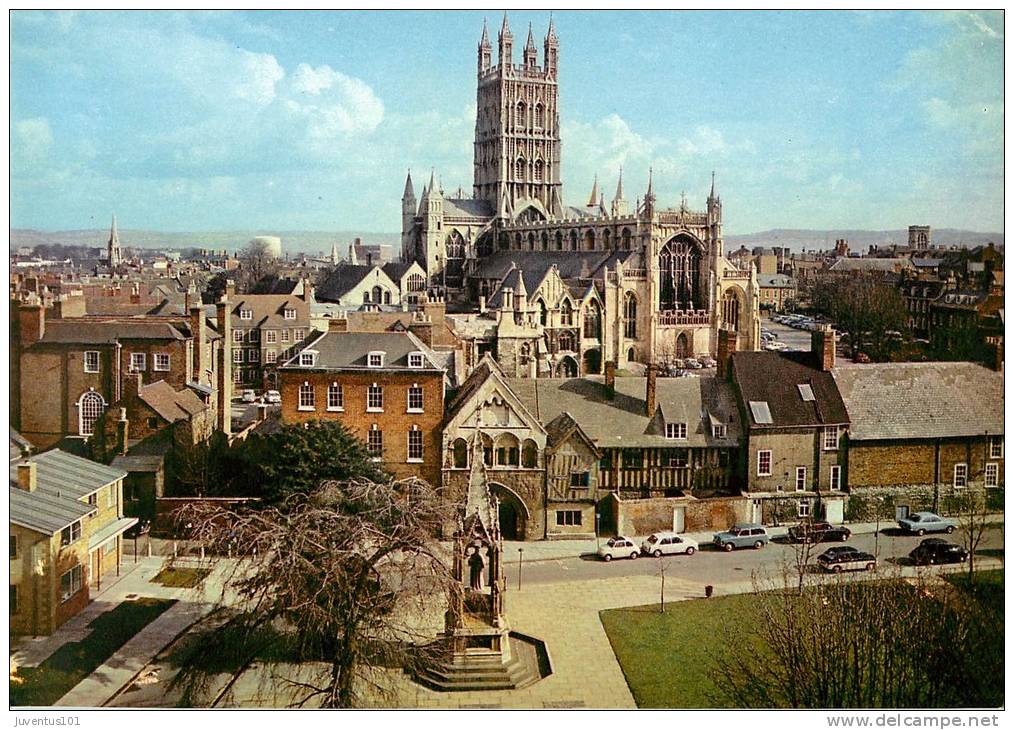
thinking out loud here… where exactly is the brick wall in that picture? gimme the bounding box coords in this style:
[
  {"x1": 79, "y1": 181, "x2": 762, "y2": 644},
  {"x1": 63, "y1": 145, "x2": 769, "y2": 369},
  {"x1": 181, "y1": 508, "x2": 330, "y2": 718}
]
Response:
[
  {"x1": 279, "y1": 369, "x2": 444, "y2": 487},
  {"x1": 611, "y1": 494, "x2": 751, "y2": 537},
  {"x1": 848, "y1": 437, "x2": 1003, "y2": 489}
]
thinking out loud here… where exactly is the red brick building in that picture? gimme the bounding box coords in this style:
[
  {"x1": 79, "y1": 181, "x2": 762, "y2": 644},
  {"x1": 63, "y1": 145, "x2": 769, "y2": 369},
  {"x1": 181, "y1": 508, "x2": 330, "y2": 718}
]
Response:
[{"x1": 278, "y1": 328, "x2": 447, "y2": 487}]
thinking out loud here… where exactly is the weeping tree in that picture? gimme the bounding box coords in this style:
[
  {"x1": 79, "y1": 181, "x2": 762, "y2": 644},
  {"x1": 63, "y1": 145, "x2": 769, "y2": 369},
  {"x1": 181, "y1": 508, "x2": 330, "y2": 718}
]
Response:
[{"x1": 170, "y1": 477, "x2": 456, "y2": 708}]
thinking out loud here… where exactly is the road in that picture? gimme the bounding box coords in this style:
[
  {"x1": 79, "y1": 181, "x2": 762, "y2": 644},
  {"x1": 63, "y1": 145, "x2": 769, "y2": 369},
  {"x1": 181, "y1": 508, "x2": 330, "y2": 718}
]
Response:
[
  {"x1": 761, "y1": 314, "x2": 817, "y2": 352},
  {"x1": 503, "y1": 526, "x2": 1004, "y2": 588},
  {"x1": 230, "y1": 399, "x2": 279, "y2": 430}
]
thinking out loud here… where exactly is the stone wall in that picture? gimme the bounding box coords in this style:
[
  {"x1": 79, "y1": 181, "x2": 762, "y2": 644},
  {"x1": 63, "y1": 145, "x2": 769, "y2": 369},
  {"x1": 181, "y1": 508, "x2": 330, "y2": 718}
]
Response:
[
  {"x1": 845, "y1": 484, "x2": 1003, "y2": 522},
  {"x1": 610, "y1": 493, "x2": 750, "y2": 537}
]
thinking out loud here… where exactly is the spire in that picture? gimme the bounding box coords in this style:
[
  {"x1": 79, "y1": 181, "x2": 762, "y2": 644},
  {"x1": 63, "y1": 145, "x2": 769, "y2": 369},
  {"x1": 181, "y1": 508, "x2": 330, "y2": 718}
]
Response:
[
  {"x1": 515, "y1": 268, "x2": 527, "y2": 298},
  {"x1": 330, "y1": 242, "x2": 340, "y2": 265},
  {"x1": 109, "y1": 214, "x2": 119, "y2": 245},
  {"x1": 526, "y1": 22, "x2": 536, "y2": 50},
  {"x1": 499, "y1": 11, "x2": 511, "y2": 39},
  {"x1": 587, "y1": 174, "x2": 599, "y2": 207},
  {"x1": 479, "y1": 17, "x2": 491, "y2": 48},
  {"x1": 348, "y1": 240, "x2": 359, "y2": 265},
  {"x1": 710, "y1": 170, "x2": 716, "y2": 200},
  {"x1": 402, "y1": 169, "x2": 415, "y2": 200},
  {"x1": 546, "y1": 13, "x2": 558, "y2": 43},
  {"x1": 428, "y1": 167, "x2": 436, "y2": 192},
  {"x1": 614, "y1": 167, "x2": 624, "y2": 201},
  {"x1": 646, "y1": 167, "x2": 654, "y2": 198}
]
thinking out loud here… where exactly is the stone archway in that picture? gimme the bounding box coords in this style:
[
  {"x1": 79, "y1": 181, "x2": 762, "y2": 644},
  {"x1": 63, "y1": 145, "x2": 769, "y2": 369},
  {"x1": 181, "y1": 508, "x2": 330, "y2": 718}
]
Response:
[
  {"x1": 556, "y1": 356, "x2": 578, "y2": 378},
  {"x1": 582, "y1": 348, "x2": 601, "y2": 374},
  {"x1": 675, "y1": 332, "x2": 691, "y2": 359},
  {"x1": 489, "y1": 482, "x2": 531, "y2": 540}
]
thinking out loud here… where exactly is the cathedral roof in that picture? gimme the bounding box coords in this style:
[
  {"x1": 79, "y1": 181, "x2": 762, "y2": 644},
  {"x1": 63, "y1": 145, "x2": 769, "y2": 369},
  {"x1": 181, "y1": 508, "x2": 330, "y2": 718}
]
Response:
[
  {"x1": 443, "y1": 197, "x2": 494, "y2": 219},
  {"x1": 473, "y1": 249, "x2": 636, "y2": 285}
]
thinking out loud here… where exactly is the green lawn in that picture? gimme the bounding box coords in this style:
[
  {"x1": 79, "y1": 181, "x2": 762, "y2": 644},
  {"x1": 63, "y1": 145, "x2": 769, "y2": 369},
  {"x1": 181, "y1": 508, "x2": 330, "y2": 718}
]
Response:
[
  {"x1": 151, "y1": 567, "x2": 212, "y2": 588},
  {"x1": 11, "y1": 598, "x2": 176, "y2": 707},
  {"x1": 601, "y1": 571, "x2": 1004, "y2": 709}
]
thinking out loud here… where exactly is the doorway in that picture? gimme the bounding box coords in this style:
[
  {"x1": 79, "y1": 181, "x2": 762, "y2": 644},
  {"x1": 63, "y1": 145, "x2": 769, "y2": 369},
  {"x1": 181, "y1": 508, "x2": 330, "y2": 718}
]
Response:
[{"x1": 672, "y1": 506, "x2": 686, "y2": 533}]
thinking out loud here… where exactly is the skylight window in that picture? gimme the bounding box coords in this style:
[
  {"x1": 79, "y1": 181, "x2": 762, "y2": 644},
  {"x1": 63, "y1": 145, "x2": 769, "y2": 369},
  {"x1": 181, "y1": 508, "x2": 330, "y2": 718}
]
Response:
[{"x1": 797, "y1": 384, "x2": 815, "y2": 402}]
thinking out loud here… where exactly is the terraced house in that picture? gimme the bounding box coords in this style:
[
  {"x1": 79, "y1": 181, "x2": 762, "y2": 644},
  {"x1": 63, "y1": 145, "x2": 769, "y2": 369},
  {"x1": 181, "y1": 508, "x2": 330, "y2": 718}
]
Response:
[
  {"x1": 9, "y1": 450, "x2": 135, "y2": 635},
  {"x1": 227, "y1": 292, "x2": 312, "y2": 390}
]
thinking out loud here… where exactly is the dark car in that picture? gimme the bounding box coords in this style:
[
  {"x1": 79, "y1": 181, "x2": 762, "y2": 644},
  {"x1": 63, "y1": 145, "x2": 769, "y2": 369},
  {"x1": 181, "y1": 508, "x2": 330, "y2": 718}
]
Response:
[
  {"x1": 816, "y1": 546, "x2": 876, "y2": 573},
  {"x1": 909, "y1": 538, "x2": 969, "y2": 566},
  {"x1": 787, "y1": 521, "x2": 851, "y2": 544}
]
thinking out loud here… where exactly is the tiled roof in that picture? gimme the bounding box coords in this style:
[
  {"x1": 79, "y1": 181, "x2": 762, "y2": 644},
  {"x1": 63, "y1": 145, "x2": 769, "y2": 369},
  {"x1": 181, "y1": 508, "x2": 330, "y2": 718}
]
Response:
[
  {"x1": 279, "y1": 330, "x2": 443, "y2": 371},
  {"x1": 250, "y1": 276, "x2": 302, "y2": 295},
  {"x1": 381, "y1": 262, "x2": 412, "y2": 282},
  {"x1": 731, "y1": 351, "x2": 849, "y2": 428},
  {"x1": 40, "y1": 320, "x2": 186, "y2": 344},
  {"x1": 828, "y1": 257, "x2": 915, "y2": 272},
  {"x1": 832, "y1": 361, "x2": 1003, "y2": 441},
  {"x1": 230, "y1": 294, "x2": 310, "y2": 328},
  {"x1": 509, "y1": 375, "x2": 741, "y2": 449},
  {"x1": 138, "y1": 380, "x2": 209, "y2": 423},
  {"x1": 316, "y1": 264, "x2": 394, "y2": 302},
  {"x1": 10, "y1": 486, "x2": 95, "y2": 534}
]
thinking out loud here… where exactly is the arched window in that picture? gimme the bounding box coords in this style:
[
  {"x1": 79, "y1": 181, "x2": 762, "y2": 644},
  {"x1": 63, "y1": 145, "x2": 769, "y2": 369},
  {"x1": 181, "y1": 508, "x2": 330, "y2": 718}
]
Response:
[
  {"x1": 522, "y1": 439, "x2": 538, "y2": 468},
  {"x1": 540, "y1": 232, "x2": 549, "y2": 251},
  {"x1": 624, "y1": 292, "x2": 637, "y2": 338},
  {"x1": 481, "y1": 433, "x2": 494, "y2": 467},
  {"x1": 584, "y1": 230, "x2": 596, "y2": 251},
  {"x1": 569, "y1": 230, "x2": 578, "y2": 251},
  {"x1": 453, "y1": 438, "x2": 468, "y2": 469},
  {"x1": 372, "y1": 286, "x2": 383, "y2": 304},
  {"x1": 519, "y1": 342, "x2": 532, "y2": 366},
  {"x1": 560, "y1": 299, "x2": 574, "y2": 326},
  {"x1": 534, "y1": 103, "x2": 544, "y2": 128},
  {"x1": 516, "y1": 101, "x2": 527, "y2": 129},
  {"x1": 555, "y1": 231, "x2": 563, "y2": 250},
  {"x1": 584, "y1": 301, "x2": 601, "y2": 339},
  {"x1": 558, "y1": 330, "x2": 575, "y2": 352},
  {"x1": 407, "y1": 273, "x2": 425, "y2": 292},
  {"x1": 557, "y1": 356, "x2": 578, "y2": 377},
  {"x1": 722, "y1": 289, "x2": 742, "y2": 332},
  {"x1": 627, "y1": 347, "x2": 636, "y2": 362},
  {"x1": 621, "y1": 228, "x2": 632, "y2": 250},
  {"x1": 536, "y1": 299, "x2": 548, "y2": 326},
  {"x1": 659, "y1": 236, "x2": 703, "y2": 311},
  {"x1": 527, "y1": 232, "x2": 535, "y2": 251},
  {"x1": 78, "y1": 391, "x2": 105, "y2": 437},
  {"x1": 383, "y1": 291, "x2": 391, "y2": 305},
  {"x1": 515, "y1": 157, "x2": 526, "y2": 180},
  {"x1": 534, "y1": 159, "x2": 544, "y2": 183},
  {"x1": 495, "y1": 433, "x2": 520, "y2": 467},
  {"x1": 603, "y1": 229, "x2": 612, "y2": 249},
  {"x1": 363, "y1": 291, "x2": 370, "y2": 304}
]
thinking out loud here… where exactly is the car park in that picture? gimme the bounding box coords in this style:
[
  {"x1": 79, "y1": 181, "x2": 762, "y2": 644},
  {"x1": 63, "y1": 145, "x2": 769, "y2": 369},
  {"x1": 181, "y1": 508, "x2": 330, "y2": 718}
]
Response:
[
  {"x1": 264, "y1": 390, "x2": 282, "y2": 404},
  {"x1": 597, "y1": 535, "x2": 641, "y2": 562},
  {"x1": 699, "y1": 356, "x2": 716, "y2": 368},
  {"x1": 897, "y1": 511, "x2": 957, "y2": 536},
  {"x1": 641, "y1": 532, "x2": 699, "y2": 557},
  {"x1": 787, "y1": 521, "x2": 851, "y2": 544},
  {"x1": 684, "y1": 358, "x2": 702, "y2": 369},
  {"x1": 713, "y1": 524, "x2": 769, "y2": 551},
  {"x1": 241, "y1": 389, "x2": 258, "y2": 403},
  {"x1": 909, "y1": 538, "x2": 969, "y2": 565},
  {"x1": 817, "y1": 546, "x2": 876, "y2": 573}
]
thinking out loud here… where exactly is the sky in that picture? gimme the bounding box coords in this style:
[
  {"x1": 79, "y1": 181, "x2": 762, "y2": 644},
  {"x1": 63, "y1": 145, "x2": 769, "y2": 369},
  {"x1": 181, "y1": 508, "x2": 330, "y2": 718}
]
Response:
[{"x1": 9, "y1": 10, "x2": 1004, "y2": 235}]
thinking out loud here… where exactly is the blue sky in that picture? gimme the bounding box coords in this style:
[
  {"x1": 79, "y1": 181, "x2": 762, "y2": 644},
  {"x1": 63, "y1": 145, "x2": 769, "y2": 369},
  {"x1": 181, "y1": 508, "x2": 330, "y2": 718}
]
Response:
[{"x1": 10, "y1": 10, "x2": 1003, "y2": 234}]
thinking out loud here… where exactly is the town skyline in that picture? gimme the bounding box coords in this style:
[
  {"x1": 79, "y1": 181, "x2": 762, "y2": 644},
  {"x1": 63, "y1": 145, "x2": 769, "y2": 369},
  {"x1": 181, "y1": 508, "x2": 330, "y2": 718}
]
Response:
[{"x1": 11, "y1": 10, "x2": 1003, "y2": 234}]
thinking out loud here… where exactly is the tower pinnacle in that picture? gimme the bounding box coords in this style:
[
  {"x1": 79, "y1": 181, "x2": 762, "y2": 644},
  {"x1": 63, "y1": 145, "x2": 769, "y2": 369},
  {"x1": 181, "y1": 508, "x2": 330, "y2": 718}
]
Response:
[
  {"x1": 403, "y1": 169, "x2": 415, "y2": 200},
  {"x1": 587, "y1": 174, "x2": 599, "y2": 207}
]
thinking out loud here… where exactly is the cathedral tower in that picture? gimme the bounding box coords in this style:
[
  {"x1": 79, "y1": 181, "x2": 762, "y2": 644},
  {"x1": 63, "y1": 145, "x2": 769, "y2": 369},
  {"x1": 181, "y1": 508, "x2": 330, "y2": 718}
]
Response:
[{"x1": 474, "y1": 14, "x2": 563, "y2": 220}]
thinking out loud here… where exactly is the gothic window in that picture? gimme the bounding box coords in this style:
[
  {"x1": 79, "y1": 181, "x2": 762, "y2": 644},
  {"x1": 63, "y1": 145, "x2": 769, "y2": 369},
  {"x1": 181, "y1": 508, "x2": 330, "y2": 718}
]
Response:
[
  {"x1": 536, "y1": 299, "x2": 548, "y2": 326},
  {"x1": 584, "y1": 230, "x2": 596, "y2": 251},
  {"x1": 534, "y1": 103, "x2": 544, "y2": 129},
  {"x1": 407, "y1": 273, "x2": 425, "y2": 292},
  {"x1": 624, "y1": 292, "x2": 637, "y2": 339},
  {"x1": 78, "y1": 391, "x2": 105, "y2": 437},
  {"x1": 558, "y1": 330, "x2": 575, "y2": 352},
  {"x1": 534, "y1": 159, "x2": 544, "y2": 183},
  {"x1": 481, "y1": 433, "x2": 494, "y2": 467},
  {"x1": 495, "y1": 433, "x2": 520, "y2": 467},
  {"x1": 515, "y1": 157, "x2": 526, "y2": 181},
  {"x1": 675, "y1": 332, "x2": 691, "y2": 359},
  {"x1": 540, "y1": 232, "x2": 549, "y2": 251},
  {"x1": 560, "y1": 299, "x2": 574, "y2": 326},
  {"x1": 569, "y1": 230, "x2": 578, "y2": 251},
  {"x1": 659, "y1": 236, "x2": 703, "y2": 311},
  {"x1": 516, "y1": 101, "x2": 527, "y2": 130},
  {"x1": 452, "y1": 438, "x2": 468, "y2": 469},
  {"x1": 603, "y1": 229, "x2": 612, "y2": 249},
  {"x1": 627, "y1": 347, "x2": 636, "y2": 362},
  {"x1": 555, "y1": 231, "x2": 563, "y2": 250},
  {"x1": 372, "y1": 286, "x2": 383, "y2": 304},
  {"x1": 527, "y1": 232, "x2": 535, "y2": 251},
  {"x1": 621, "y1": 228, "x2": 632, "y2": 250},
  {"x1": 498, "y1": 233, "x2": 510, "y2": 251},
  {"x1": 383, "y1": 291, "x2": 392, "y2": 304},
  {"x1": 522, "y1": 439, "x2": 538, "y2": 468},
  {"x1": 583, "y1": 301, "x2": 601, "y2": 339},
  {"x1": 722, "y1": 289, "x2": 742, "y2": 332},
  {"x1": 515, "y1": 232, "x2": 523, "y2": 249},
  {"x1": 520, "y1": 342, "x2": 532, "y2": 366}
]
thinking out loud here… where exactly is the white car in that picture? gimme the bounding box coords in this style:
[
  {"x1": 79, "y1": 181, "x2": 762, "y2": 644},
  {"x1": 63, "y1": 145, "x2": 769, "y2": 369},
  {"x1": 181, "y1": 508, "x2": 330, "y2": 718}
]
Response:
[
  {"x1": 641, "y1": 532, "x2": 699, "y2": 558},
  {"x1": 597, "y1": 536, "x2": 641, "y2": 562},
  {"x1": 241, "y1": 389, "x2": 258, "y2": 403},
  {"x1": 264, "y1": 390, "x2": 282, "y2": 404},
  {"x1": 684, "y1": 358, "x2": 702, "y2": 369},
  {"x1": 699, "y1": 356, "x2": 717, "y2": 369}
]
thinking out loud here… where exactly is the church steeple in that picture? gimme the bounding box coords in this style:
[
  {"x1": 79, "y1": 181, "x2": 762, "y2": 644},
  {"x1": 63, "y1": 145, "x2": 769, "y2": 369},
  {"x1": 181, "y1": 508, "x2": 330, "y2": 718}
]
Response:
[
  {"x1": 107, "y1": 214, "x2": 121, "y2": 268},
  {"x1": 524, "y1": 23, "x2": 538, "y2": 68},
  {"x1": 544, "y1": 14, "x2": 559, "y2": 75},
  {"x1": 478, "y1": 18, "x2": 492, "y2": 73},
  {"x1": 403, "y1": 169, "x2": 415, "y2": 201}
]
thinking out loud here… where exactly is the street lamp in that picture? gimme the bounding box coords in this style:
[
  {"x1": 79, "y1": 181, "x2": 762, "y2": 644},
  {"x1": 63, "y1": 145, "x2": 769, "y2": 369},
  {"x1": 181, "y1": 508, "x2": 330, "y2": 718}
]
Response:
[
  {"x1": 595, "y1": 511, "x2": 601, "y2": 550},
  {"x1": 517, "y1": 548, "x2": 524, "y2": 592}
]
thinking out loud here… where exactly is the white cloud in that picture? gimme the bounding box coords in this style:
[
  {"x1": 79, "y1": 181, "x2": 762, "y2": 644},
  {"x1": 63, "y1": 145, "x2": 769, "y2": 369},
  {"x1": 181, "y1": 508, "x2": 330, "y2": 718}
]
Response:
[{"x1": 14, "y1": 117, "x2": 53, "y2": 162}]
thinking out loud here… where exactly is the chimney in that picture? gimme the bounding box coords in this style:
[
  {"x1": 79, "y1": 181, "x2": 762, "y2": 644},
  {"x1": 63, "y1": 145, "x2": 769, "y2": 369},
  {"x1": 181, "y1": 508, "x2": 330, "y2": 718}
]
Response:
[
  {"x1": 993, "y1": 339, "x2": 1004, "y2": 373},
  {"x1": 117, "y1": 407, "x2": 129, "y2": 456},
  {"x1": 812, "y1": 324, "x2": 836, "y2": 372},
  {"x1": 216, "y1": 294, "x2": 233, "y2": 435},
  {"x1": 190, "y1": 305, "x2": 207, "y2": 385},
  {"x1": 328, "y1": 317, "x2": 349, "y2": 333},
  {"x1": 479, "y1": 295, "x2": 487, "y2": 314},
  {"x1": 225, "y1": 280, "x2": 236, "y2": 298},
  {"x1": 645, "y1": 364, "x2": 657, "y2": 417},
  {"x1": 717, "y1": 326, "x2": 738, "y2": 380},
  {"x1": 17, "y1": 462, "x2": 37, "y2": 492},
  {"x1": 423, "y1": 296, "x2": 447, "y2": 323},
  {"x1": 604, "y1": 360, "x2": 616, "y2": 400},
  {"x1": 409, "y1": 312, "x2": 434, "y2": 347},
  {"x1": 16, "y1": 302, "x2": 45, "y2": 348}
]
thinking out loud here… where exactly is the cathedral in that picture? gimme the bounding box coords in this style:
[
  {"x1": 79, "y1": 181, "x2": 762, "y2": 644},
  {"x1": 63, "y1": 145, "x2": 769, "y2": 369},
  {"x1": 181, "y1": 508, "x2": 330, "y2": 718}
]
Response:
[{"x1": 401, "y1": 15, "x2": 759, "y2": 377}]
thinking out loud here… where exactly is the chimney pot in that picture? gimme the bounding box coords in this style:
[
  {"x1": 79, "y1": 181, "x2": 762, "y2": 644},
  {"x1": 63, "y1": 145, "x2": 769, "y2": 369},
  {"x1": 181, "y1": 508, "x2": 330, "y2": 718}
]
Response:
[
  {"x1": 812, "y1": 324, "x2": 836, "y2": 372},
  {"x1": 17, "y1": 462, "x2": 37, "y2": 492}
]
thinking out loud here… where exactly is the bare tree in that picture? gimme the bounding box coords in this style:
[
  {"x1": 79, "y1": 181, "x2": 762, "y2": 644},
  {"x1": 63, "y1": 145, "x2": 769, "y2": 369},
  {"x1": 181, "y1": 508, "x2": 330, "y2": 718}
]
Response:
[
  {"x1": 811, "y1": 275, "x2": 907, "y2": 361},
  {"x1": 656, "y1": 556, "x2": 668, "y2": 613},
  {"x1": 238, "y1": 239, "x2": 280, "y2": 292},
  {"x1": 169, "y1": 477, "x2": 456, "y2": 708},
  {"x1": 958, "y1": 490, "x2": 993, "y2": 583}
]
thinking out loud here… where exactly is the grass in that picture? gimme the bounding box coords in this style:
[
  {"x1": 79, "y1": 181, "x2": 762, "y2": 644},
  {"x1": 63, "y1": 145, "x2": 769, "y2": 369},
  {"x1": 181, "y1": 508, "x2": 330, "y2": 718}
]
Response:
[
  {"x1": 11, "y1": 597, "x2": 176, "y2": 707},
  {"x1": 601, "y1": 570, "x2": 1005, "y2": 709},
  {"x1": 151, "y1": 567, "x2": 212, "y2": 588}
]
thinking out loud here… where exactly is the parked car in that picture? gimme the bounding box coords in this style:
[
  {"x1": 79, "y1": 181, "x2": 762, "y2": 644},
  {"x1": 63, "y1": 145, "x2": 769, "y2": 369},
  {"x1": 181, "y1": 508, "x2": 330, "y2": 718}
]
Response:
[
  {"x1": 787, "y1": 521, "x2": 851, "y2": 544},
  {"x1": 713, "y1": 524, "x2": 769, "y2": 552},
  {"x1": 699, "y1": 356, "x2": 716, "y2": 369},
  {"x1": 670, "y1": 358, "x2": 685, "y2": 370},
  {"x1": 909, "y1": 538, "x2": 968, "y2": 565},
  {"x1": 264, "y1": 390, "x2": 282, "y2": 404},
  {"x1": 897, "y1": 511, "x2": 957, "y2": 536},
  {"x1": 641, "y1": 532, "x2": 698, "y2": 558},
  {"x1": 684, "y1": 358, "x2": 702, "y2": 369},
  {"x1": 241, "y1": 389, "x2": 258, "y2": 403},
  {"x1": 597, "y1": 535, "x2": 641, "y2": 562},
  {"x1": 817, "y1": 546, "x2": 876, "y2": 573}
]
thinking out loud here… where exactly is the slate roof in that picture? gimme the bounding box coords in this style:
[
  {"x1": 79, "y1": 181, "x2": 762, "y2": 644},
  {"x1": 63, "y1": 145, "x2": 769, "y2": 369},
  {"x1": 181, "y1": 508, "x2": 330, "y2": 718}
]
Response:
[
  {"x1": 730, "y1": 351, "x2": 849, "y2": 429},
  {"x1": 138, "y1": 380, "x2": 208, "y2": 422},
  {"x1": 230, "y1": 294, "x2": 309, "y2": 328},
  {"x1": 250, "y1": 276, "x2": 303, "y2": 295},
  {"x1": 316, "y1": 264, "x2": 394, "y2": 302},
  {"x1": 381, "y1": 262, "x2": 412, "y2": 282},
  {"x1": 444, "y1": 355, "x2": 507, "y2": 422},
  {"x1": 40, "y1": 320, "x2": 187, "y2": 344},
  {"x1": 828, "y1": 257, "x2": 915, "y2": 272},
  {"x1": 10, "y1": 449, "x2": 126, "y2": 534},
  {"x1": 110, "y1": 454, "x2": 165, "y2": 473},
  {"x1": 509, "y1": 376, "x2": 741, "y2": 449},
  {"x1": 443, "y1": 198, "x2": 494, "y2": 219},
  {"x1": 472, "y1": 250, "x2": 636, "y2": 283},
  {"x1": 279, "y1": 330, "x2": 443, "y2": 371},
  {"x1": 832, "y1": 362, "x2": 1004, "y2": 441}
]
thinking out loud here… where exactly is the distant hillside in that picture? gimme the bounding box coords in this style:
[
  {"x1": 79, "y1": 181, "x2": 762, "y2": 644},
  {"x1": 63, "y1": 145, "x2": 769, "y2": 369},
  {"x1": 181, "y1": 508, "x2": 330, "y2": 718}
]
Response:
[
  {"x1": 9, "y1": 229, "x2": 401, "y2": 255},
  {"x1": 725, "y1": 228, "x2": 1003, "y2": 253},
  {"x1": 9, "y1": 227, "x2": 1002, "y2": 256}
]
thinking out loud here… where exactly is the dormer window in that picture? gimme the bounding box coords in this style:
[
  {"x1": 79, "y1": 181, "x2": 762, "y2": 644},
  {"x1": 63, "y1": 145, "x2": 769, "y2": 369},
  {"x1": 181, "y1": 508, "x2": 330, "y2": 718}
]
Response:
[
  {"x1": 239, "y1": 309, "x2": 253, "y2": 320},
  {"x1": 713, "y1": 424, "x2": 727, "y2": 439},
  {"x1": 665, "y1": 423, "x2": 687, "y2": 440},
  {"x1": 408, "y1": 352, "x2": 425, "y2": 368},
  {"x1": 299, "y1": 351, "x2": 317, "y2": 367},
  {"x1": 284, "y1": 308, "x2": 296, "y2": 320},
  {"x1": 368, "y1": 351, "x2": 385, "y2": 368}
]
